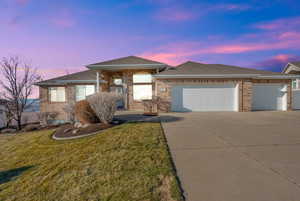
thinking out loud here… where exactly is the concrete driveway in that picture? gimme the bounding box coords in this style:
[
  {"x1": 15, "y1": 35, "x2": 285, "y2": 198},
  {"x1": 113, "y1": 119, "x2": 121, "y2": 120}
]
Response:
[{"x1": 161, "y1": 111, "x2": 300, "y2": 201}]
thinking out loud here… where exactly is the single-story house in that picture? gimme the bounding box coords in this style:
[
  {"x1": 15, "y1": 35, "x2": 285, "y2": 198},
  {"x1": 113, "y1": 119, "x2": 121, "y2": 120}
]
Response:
[
  {"x1": 35, "y1": 56, "x2": 299, "y2": 122},
  {"x1": 282, "y1": 61, "x2": 300, "y2": 109}
]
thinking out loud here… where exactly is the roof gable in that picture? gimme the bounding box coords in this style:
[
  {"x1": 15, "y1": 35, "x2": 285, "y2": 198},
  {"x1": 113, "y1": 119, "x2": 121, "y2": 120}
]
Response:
[{"x1": 88, "y1": 56, "x2": 165, "y2": 66}]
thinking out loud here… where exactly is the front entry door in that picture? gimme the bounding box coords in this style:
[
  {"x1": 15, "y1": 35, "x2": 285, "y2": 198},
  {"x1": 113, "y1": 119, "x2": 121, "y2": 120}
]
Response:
[{"x1": 110, "y1": 86, "x2": 124, "y2": 109}]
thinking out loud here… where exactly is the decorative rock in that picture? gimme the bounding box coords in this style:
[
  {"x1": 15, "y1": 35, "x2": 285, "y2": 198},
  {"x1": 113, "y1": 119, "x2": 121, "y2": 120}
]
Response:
[
  {"x1": 1, "y1": 128, "x2": 17, "y2": 133},
  {"x1": 72, "y1": 129, "x2": 79, "y2": 134},
  {"x1": 74, "y1": 122, "x2": 83, "y2": 128},
  {"x1": 112, "y1": 120, "x2": 119, "y2": 125},
  {"x1": 82, "y1": 124, "x2": 90, "y2": 128},
  {"x1": 63, "y1": 128, "x2": 72, "y2": 133}
]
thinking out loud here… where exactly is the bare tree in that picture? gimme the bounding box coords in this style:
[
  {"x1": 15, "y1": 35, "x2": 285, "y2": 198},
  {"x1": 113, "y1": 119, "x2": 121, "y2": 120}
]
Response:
[
  {"x1": 0, "y1": 56, "x2": 41, "y2": 130},
  {"x1": 63, "y1": 101, "x2": 76, "y2": 124}
]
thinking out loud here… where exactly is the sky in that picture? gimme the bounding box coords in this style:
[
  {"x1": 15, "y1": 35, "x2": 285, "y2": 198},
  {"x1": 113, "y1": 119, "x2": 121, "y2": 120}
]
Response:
[{"x1": 1, "y1": 0, "x2": 300, "y2": 88}]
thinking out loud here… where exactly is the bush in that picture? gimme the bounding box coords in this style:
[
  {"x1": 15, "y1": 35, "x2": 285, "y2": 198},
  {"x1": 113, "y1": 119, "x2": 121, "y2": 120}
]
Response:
[
  {"x1": 75, "y1": 100, "x2": 99, "y2": 124},
  {"x1": 63, "y1": 101, "x2": 76, "y2": 124},
  {"x1": 87, "y1": 92, "x2": 121, "y2": 124},
  {"x1": 38, "y1": 112, "x2": 58, "y2": 126}
]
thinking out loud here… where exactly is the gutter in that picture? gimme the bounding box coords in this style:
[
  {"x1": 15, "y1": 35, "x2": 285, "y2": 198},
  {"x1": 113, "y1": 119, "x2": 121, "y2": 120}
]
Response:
[
  {"x1": 153, "y1": 74, "x2": 261, "y2": 78},
  {"x1": 35, "y1": 80, "x2": 107, "y2": 86},
  {"x1": 153, "y1": 74, "x2": 300, "y2": 79}
]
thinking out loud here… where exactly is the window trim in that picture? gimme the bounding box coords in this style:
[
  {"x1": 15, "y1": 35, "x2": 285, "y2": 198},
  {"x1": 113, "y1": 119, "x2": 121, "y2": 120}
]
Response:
[
  {"x1": 48, "y1": 86, "x2": 66, "y2": 103},
  {"x1": 75, "y1": 84, "x2": 96, "y2": 102},
  {"x1": 133, "y1": 73, "x2": 153, "y2": 84},
  {"x1": 132, "y1": 73, "x2": 153, "y2": 101}
]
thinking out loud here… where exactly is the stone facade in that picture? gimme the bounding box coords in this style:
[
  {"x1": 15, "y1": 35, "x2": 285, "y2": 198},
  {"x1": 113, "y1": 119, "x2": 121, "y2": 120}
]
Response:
[
  {"x1": 39, "y1": 69, "x2": 157, "y2": 121},
  {"x1": 155, "y1": 78, "x2": 292, "y2": 112},
  {"x1": 40, "y1": 84, "x2": 90, "y2": 121},
  {"x1": 99, "y1": 69, "x2": 156, "y2": 111}
]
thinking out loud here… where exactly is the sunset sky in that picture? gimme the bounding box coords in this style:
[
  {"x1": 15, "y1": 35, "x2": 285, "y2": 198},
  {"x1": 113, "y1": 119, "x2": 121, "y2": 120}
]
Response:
[{"x1": 1, "y1": 0, "x2": 300, "y2": 84}]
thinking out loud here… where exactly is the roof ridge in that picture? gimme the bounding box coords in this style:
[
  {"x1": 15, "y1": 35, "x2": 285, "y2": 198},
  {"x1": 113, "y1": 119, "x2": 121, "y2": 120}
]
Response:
[{"x1": 88, "y1": 55, "x2": 166, "y2": 66}]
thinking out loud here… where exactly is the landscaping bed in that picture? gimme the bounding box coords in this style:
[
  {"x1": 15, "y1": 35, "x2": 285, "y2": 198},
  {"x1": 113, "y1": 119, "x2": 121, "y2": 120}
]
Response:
[
  {"x1": 53, "y1": 121, "x2": 123, "y2": 139},
  {"x1": 0, "y1": 122, "x2": 183, "y2": 201}
]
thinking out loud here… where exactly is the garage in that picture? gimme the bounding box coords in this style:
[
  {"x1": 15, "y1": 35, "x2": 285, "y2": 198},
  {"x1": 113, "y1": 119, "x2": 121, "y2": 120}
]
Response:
[
  {"x1": 252, "y1": 84, "x2": 287, "y2": 111},
  {"x1": 171, "y1": 84, "x2": 239, "y2": 112}
]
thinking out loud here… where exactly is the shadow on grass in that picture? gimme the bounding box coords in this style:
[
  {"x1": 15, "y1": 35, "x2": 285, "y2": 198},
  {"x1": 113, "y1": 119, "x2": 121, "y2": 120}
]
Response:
[
  {"x1": 0, "y1": 166, "x2": 33, "y2": 185},
  {"x1": 114, "y1": 114, "x2": 184, "y2": 123}
]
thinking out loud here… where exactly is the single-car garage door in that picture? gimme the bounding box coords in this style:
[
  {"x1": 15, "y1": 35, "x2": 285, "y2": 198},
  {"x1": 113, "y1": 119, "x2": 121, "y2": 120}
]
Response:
[
  {"x1": 252, "y1": 84, "x2": 287, "y2": 111},
  {"x1": 171, "y1": 84, "x2": 239, "y2": 112}
]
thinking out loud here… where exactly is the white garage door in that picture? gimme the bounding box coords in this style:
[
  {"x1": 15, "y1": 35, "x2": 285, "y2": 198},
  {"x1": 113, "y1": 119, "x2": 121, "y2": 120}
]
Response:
[
  {"x1": 252, "y1": 84, "x2": 287, "y2": 111},
  {"x1": 171, "y1": 84, "x2": 239, "y2": 112}
]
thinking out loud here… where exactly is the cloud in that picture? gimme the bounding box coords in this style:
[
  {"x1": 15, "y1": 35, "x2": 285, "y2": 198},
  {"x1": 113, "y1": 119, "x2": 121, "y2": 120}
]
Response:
[
  {"x1": 51, "y1": 9, "x2": 76, "y2": 28},
  {"x1": 153, "y1": 3, "x2": 251, "y2": 22},
  {"x1": 253, "y1": 54, "x2": 300, "y2": 72},
  {"x1": 155, "y1": 7, "x2": 198, "y2": 22},
  {"x1": 255, "y1": 16, "x2": 300, "y2": 31}
]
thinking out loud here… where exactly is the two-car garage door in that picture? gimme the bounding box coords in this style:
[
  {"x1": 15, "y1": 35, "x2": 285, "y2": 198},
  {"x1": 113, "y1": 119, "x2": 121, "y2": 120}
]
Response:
[
  {"x1": 171, "y1": 84, "x2": 239, "y2": 112},
  {"x1": 171, "y1": 83, "x2": 287, "y2": 112}
]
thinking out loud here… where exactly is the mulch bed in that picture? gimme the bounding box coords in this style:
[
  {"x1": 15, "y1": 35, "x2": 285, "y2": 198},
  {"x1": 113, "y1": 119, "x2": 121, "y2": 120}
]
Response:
[{"x1": 53, "y1": 122, "x2": 122, "y2": 139}]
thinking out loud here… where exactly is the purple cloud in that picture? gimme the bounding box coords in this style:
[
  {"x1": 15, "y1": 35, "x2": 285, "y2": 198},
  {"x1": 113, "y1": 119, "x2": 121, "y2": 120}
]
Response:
[
  {"x1": 254, "y1": 54, "x2": 300, "y2": 72},
  {"x1": 51, "y1": 9, "x2": 76, "y2": 28}
]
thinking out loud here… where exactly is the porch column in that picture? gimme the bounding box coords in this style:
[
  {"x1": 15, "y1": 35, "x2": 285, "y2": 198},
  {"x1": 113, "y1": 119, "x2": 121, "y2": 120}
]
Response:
[{"x1": 96, "y1": 72, "x2": 100, "y2": 92}]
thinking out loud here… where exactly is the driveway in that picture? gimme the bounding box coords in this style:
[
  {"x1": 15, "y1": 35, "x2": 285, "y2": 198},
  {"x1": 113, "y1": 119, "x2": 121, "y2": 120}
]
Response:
[{"x1": 161, "y1": 111, "x2": 300, "y2": 201}]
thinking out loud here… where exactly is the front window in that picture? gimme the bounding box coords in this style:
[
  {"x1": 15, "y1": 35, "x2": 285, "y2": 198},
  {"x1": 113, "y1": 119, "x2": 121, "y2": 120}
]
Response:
[
  {"x1": 113, "y1": 78, "x2": 122, "y2": 85},
  {"x1": 76, "y1": 85, "x2": 95, "y2": 101},
  {"x1": 133, "y1": 74, "x2": 152, "y2": 100},
  {"x1": 49, "y1": 87, "x2": 66, "y2": 102},
  {"x1": 292, "y1": 79, "x2": 299, "y2": 89}
]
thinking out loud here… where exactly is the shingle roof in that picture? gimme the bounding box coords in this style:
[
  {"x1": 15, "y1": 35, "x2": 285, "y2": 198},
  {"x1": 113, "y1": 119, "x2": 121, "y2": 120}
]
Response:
[
  {"x1": 35, "y1": 70, "x2": 98, "y2": 86},
  {"x1": 158, "y1": 61, "x2": 283, "y2": 76},
  {"x1": 88, "y1": 56, "x2": 165, "y2": 66},
  {"x1": 290, "y1": 62, "x2": 300, "y2": 67}
]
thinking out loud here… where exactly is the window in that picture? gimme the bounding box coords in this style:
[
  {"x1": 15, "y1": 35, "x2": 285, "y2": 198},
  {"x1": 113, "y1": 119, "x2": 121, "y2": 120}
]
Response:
[
  {"x1": 133, "y1": 74, "x2": 152, "y2": 100},
  {"x1": 76, "y1": 85, "x2": 95, "y2": 101},
  {"x1": 49, "y1": 87, "x2": 66, "y2": 102},
  {"x1": 113, "y1": 78, "x2": 122, "y2": 85},
  {"x1": 292, "y1": 80, "x2": 297, "y2": 89},
  {"x1": 292, "y1": 79, "x2": 299, "y2": 89},
  {"x1": 133, "y1": 74, "x2": 152, "y2": 83}
]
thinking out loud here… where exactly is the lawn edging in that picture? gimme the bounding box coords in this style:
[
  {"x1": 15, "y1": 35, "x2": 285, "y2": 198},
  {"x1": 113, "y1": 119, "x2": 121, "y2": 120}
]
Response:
[
  {"x1": 159, "y1": 119, "x2": 186, "y2": 201},
  {"x1": 52, "y1": 129, "x2": 105, "y2": 140}
]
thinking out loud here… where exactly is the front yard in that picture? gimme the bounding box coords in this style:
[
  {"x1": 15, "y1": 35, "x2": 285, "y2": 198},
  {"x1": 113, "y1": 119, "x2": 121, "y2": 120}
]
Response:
[{"x1": 0, "y1": 123, "x2": 183, "y2": 201}]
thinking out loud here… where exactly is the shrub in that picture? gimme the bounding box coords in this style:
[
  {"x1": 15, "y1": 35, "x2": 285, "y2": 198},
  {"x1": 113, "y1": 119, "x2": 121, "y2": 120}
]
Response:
[
  {"x1": 63, "y1": 101, "x2": 76, "y2": 124},
  {"x1": 87, "y1": 92, "x2": 121, "y2": 124},
  {"x1": 38, "y1": 112, "x2": 58, "y2": 126},
  {"x1": 74, "y1": 100, "x2": 98, "y2": 124}
]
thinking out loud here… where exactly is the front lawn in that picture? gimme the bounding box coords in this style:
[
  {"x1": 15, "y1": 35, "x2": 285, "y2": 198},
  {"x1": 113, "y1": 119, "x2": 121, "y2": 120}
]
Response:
[{"x1": 0, "y1": 123, "x2": 183, "y2": 201}]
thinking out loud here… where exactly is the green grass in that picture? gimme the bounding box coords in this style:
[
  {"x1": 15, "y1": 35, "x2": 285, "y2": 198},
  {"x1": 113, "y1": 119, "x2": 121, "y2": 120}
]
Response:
[{"x1": 0, "y1": 123, "x2": 183, "y2": 201}]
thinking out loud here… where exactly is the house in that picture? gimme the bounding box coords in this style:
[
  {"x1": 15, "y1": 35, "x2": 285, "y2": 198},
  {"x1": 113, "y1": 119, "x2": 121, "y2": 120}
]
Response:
[
  {"x1": 35, "y1": 56, "x2": 299, "y2": 122},
  {"x1": 282, "y1": 61, "x2": 300, "y2": 109}
]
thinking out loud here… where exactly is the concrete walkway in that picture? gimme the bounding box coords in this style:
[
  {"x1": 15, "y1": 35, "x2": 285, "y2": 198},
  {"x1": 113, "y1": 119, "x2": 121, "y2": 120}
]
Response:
[{"x1": 161, "y1": 111, "x2": 300, "y2": 201}]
